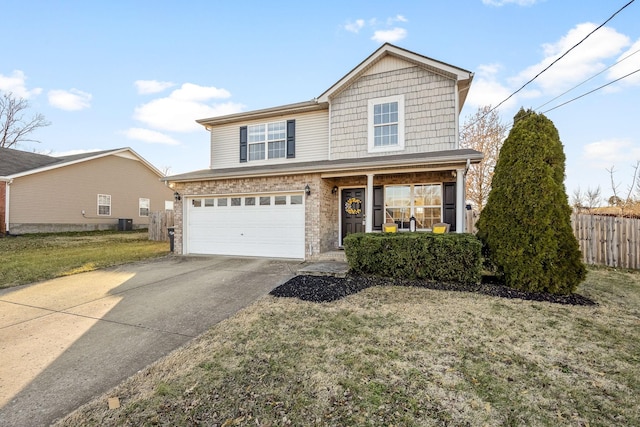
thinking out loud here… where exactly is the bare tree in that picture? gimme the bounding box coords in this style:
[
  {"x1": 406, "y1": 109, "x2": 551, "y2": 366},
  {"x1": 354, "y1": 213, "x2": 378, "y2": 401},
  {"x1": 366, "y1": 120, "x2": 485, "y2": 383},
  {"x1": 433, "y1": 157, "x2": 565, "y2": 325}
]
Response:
[
  {"x1": 607, "y1": 162, "x2": 640, "y2": 215},
  {"x1": 0, "y1": 91, "x2": 51, "y2": 149},
  {"x1": 161, "y1": 165, "x2": 172, "y2": 176},
  {"x1": 460, "y1": 105, "x2": 508, "y2": 211}
]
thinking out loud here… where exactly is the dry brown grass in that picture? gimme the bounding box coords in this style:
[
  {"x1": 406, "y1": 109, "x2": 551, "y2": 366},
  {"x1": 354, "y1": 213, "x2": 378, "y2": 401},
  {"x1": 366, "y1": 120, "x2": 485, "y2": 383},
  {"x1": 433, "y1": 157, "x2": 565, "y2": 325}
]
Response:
[{"x1": 57, "y1": 268, "x2": 639, "y2": 426}]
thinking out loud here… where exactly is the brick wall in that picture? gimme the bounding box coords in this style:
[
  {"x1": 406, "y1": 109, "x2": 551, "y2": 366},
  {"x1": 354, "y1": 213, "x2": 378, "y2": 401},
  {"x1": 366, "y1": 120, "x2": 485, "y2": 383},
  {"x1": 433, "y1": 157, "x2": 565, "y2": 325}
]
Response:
[{"x1": 172, "y1": 174, "x2": 325, "y2": 258}]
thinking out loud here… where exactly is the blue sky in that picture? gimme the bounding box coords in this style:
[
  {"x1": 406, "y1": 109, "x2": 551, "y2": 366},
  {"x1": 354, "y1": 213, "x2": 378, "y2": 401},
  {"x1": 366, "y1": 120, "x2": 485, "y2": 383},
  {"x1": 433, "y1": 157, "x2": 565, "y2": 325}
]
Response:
[{"x1": 2, "y1": 0, "x2": 639, "y2": 201}]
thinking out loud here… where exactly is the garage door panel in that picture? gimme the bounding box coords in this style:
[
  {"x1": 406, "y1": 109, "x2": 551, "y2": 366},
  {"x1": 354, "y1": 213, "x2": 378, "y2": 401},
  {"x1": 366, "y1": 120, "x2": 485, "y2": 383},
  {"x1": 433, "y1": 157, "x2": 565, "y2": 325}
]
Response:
[{"x1": 187, "y1": 196, "x2": 305, "y2": 259}]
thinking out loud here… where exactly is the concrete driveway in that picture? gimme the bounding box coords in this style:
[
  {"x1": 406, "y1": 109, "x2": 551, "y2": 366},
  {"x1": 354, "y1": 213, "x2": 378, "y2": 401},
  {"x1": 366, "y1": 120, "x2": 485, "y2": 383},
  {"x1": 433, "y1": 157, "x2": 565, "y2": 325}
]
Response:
[{"x1": 0, "y1": 256, "x2": 299, "y2": 427}]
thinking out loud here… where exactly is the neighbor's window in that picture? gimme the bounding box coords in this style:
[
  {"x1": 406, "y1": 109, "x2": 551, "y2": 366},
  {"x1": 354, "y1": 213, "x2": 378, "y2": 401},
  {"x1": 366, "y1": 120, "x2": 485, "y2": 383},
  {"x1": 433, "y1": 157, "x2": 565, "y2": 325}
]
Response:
[
  {"x1": 248, "y1": 121, "x2": 286, "y2": 161},
  {"x1": 139, "y1": 198, "x2": 150, "y2": 217},
  {"x1": 98, "y1": 194, "x2": 111, "y2": 216},
  {"x1": 384, "y1": 184, "x2": 441, "y2": 230},
  {"x1": 368, "y1": 95, "x2": 404, "y2": 153}
]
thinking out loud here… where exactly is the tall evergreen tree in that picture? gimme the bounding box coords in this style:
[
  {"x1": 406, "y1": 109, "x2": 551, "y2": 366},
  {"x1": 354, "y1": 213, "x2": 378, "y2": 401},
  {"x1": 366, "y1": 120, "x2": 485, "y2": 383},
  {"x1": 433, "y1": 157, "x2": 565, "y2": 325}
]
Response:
[{"x1": 476, "y1": 108, "x2": 586, "y2": 295}]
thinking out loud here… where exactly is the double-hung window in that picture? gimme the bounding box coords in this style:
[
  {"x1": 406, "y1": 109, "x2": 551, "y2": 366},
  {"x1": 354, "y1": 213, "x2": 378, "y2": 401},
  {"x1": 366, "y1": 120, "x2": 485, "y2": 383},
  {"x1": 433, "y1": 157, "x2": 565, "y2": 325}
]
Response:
[
  {"x1": 247, "y1": 121, "x2": 286, "y2": 161},
  {"x1": 139, "y1": 198, "x2": 150, "y2": 217},
  {"x1": 98, "y1": 194, "x2": 111, "y2": 216},
  {"x1": 368, "y1": 95, "x2": 405, "y2": 153}
]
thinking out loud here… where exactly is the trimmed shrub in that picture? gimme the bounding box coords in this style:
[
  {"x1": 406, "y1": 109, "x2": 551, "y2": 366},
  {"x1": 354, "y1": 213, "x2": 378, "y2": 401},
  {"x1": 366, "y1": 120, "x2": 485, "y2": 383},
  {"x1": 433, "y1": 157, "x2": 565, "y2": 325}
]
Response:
[
  {"x1": 344, "y1": 232, "x2": 482, "y2": 285},
  {"x1": 476, "y1": 109, "x2": 586, "y2": 295}
]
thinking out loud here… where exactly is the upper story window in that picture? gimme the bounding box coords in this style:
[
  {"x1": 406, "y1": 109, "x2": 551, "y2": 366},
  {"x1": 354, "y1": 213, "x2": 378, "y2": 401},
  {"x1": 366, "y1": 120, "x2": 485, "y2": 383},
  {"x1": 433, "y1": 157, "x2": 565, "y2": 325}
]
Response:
[
  {"x1": 98, "y1": 194, "x2": 111, "y2": 216},
  {"x1": 240, "y1": 120, "x2": 294, "y2": 163},
  {"x1": 247, "y1": 121, "x2": 286, "y2": 161},
  {"x1": 368, "y1": 95, "x2": 405, "y2": 153}
]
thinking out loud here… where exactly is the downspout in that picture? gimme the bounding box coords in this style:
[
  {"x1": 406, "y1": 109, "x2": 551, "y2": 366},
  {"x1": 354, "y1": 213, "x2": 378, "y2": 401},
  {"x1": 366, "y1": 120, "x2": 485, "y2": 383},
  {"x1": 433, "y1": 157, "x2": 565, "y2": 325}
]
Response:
[
  {"x1": 327, "y1": 99, "x2": 332, "y2": 161},
  {"x1": 5, "y1": 179, "x2": 13, "y2": 234},
  {"x1": 454, "y1": 78, "x2": 460, "y2": 149}
]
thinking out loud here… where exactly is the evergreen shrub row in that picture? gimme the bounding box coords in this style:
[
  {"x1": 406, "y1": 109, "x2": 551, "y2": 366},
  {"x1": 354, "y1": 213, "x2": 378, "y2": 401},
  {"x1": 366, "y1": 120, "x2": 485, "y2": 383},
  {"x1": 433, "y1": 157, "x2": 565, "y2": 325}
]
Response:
[{"x1": 343, "y1": 232, "x2": 482, "y2": 285}]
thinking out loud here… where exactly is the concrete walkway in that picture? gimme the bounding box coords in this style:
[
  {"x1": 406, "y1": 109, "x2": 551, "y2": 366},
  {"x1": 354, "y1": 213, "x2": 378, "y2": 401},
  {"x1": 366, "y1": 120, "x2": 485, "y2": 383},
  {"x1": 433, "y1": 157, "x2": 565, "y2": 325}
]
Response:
[{"x1": 0, "y1": 256, "x2": 299, "y2": 427}]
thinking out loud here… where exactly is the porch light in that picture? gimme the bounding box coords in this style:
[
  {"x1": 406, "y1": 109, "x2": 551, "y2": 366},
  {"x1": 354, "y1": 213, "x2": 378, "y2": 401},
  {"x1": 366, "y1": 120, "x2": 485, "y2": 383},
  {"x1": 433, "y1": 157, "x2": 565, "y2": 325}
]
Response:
[
  {"x1": 305, "y1": 184, "x2": 311, "y2": 196},
  {"x1": 174, "y1": 191, "x2": 182, "y2": 201},
  {"x1": 332, "y1": 185, "x2": 338, "y2": 194},
  {"x1": 409, "y1": 215, "x2": 416, "y2": 232}
]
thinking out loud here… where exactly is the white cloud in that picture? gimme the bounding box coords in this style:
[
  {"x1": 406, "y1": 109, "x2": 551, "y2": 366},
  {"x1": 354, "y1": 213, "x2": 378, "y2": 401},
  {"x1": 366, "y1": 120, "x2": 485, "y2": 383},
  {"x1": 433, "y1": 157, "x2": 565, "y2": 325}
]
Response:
[
  {"x1": 135, "y1": 80, "x2": 175, "y2": 94},
  {"x1": 122, "y1": 128, "x2": 180, "y2": 145},
  {"x1": 344, "y1": 19, "x2": 365, "y2": 34},
  {"x1": 482, "y1": 0, "x2": 540, "y2": 6},
  {"x1": 133, "y1": 83, "x2": 243, "y2": 132},
  {"x1": 0, "y1": 70, "x2": 42, "y2": 98},
  {"x1": 48, "y1": 88, "x2": 92, "y2": 111},
  {"x1": 387, "y1": 15, "x2": 407, "y2": 25},
  {"x1": 607, "y1": 38, "x2": 640, "y2": 87},
  {"x1": 583, "y1": 138, "x2": 640, "y2": 168},
  {"x1": 371, "y1": 28, "x2": 407, "y2": 43},
  {"x1": 170, "y1": 83, "x2": 231, "y2": 101},
  {"x1": 512, "y1": 23, "x2": 630, "y2": 95},
  {"x1": 465, "y1": 63, "x2": 518, "y2": 109}
]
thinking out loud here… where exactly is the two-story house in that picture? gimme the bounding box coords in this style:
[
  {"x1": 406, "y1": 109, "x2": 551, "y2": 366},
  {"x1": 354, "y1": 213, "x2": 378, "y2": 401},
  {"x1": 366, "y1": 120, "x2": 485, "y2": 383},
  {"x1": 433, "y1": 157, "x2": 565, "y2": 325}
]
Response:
[{"x1": 165, "y1": 43, "x2": 482, "y2": 259}]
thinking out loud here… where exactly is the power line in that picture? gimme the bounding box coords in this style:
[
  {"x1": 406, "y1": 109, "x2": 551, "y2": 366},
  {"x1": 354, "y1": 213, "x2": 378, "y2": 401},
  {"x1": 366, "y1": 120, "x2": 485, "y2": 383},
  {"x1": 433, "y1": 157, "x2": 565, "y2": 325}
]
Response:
[
  {"x1": 541, "y1": 67, "x2": 640, "y2": 114},
  {"x1": 535, "y1": 47, "x2": 640, "y2": 111},
  {"x1": 462, "y1": 0, "x2": 636, "y2": 130},
  {"x1": 488, "y1": 0, "x2": 635, "y2": 114}
]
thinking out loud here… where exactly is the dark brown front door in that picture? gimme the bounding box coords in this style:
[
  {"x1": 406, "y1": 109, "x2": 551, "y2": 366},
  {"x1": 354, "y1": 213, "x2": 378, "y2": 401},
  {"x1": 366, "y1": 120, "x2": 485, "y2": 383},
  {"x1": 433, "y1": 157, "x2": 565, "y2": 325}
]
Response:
[{"x1": 342, "y1": 188, "x2": 365, "y2": 243}]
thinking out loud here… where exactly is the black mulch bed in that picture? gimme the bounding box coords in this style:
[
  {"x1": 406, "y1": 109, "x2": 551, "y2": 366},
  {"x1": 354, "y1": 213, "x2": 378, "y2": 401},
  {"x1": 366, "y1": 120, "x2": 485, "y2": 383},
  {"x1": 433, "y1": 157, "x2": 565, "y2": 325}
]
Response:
[{"x1": 270, "y1": 274, "x2": 597, "y2": 306}]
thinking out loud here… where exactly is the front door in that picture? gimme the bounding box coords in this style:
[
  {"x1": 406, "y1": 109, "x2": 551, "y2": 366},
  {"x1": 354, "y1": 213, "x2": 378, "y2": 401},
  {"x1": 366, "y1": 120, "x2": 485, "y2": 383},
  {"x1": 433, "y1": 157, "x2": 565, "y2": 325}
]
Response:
[{"x1": 341, "y1": 188, "x2": 365, "y2": 243}]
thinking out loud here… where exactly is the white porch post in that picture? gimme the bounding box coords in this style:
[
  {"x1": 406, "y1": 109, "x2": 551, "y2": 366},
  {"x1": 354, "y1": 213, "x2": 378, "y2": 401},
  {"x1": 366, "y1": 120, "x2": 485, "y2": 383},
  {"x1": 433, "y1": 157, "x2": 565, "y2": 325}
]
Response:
[
  {"x1": 366, "y1": 173, "x2": 374, "y2": 233},
  {"x1": 456, "y1": 168, "x2": 465, "y2": 233}
]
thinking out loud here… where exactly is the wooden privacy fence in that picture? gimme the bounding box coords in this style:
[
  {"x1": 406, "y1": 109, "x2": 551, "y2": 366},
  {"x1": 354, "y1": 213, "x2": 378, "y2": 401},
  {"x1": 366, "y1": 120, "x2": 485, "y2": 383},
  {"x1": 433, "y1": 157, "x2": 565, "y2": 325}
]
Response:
[
  {"x1": 148, "y1": 211, "x2": 174, "y2": 241},
  {"x1": 572, "y1": 213, "x2": 640, "y2": 269}
]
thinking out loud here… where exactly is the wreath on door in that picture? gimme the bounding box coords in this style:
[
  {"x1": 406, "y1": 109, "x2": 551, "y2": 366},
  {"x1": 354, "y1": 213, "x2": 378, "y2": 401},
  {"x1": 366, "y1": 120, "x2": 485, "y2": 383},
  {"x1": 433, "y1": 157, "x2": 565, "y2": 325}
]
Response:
[{"x1": 344, "y1": 197, "x2": 362, "y2": 215}]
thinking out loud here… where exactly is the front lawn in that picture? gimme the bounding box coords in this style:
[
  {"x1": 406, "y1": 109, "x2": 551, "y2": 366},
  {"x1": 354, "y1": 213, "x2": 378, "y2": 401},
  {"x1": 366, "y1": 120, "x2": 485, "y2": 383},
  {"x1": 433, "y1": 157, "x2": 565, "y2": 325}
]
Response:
[
  {"x1": 57, "y1": 267, "x2": 639, "y2": 426},
  {"x1": 0, "y1": 230, "x2": 169, "y2": 288}
]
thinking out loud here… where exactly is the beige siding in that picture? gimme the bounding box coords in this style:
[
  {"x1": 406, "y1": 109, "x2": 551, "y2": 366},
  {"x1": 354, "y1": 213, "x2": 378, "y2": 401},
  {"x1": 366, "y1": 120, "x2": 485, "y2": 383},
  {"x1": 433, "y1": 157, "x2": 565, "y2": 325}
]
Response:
[
  {"x1": 9, "y1": 154, "x2": 174, "y2": 232},
  {"x1": 210, "y1": 109, "x2": 329, "y2": 170},
  {"x1": 330, "y1": 65, "x2": 457, "y2": 160},
  {"x1": 361, "y1": 55, "x2": 414, "y2": 77}
]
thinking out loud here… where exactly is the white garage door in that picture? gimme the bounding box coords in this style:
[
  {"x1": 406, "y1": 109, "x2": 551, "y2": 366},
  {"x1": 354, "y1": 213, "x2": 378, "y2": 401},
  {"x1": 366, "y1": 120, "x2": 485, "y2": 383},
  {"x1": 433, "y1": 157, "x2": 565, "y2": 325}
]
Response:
[{"x1": 186, "y1": 194, "x2": 305, "y2": 259}]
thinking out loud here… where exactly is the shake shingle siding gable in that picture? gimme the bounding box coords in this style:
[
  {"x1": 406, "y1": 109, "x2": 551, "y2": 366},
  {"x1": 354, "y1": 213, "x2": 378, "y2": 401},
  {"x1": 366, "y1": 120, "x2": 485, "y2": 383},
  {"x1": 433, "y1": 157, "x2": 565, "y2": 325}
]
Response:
[{"x1": 330, "y1": 65, "x2": 456, "y2": 160}]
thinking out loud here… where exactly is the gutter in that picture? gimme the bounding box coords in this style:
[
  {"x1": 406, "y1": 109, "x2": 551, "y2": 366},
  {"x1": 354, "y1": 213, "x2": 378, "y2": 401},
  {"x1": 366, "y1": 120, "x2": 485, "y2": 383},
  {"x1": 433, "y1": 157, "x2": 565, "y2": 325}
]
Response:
[{"x1": 3, "y1": 178, "x2": 13, "y2": 234}]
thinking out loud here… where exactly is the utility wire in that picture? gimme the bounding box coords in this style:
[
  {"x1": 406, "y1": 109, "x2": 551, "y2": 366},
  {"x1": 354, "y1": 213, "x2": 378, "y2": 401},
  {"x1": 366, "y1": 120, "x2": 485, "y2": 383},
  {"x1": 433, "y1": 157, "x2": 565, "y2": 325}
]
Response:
[
  {"x1": 535, "y1": 47, "x2": 640, "y2": 111},
  {"x1": 488, "y1": 0, "x2": 635, "y2": 114},
  {"x1": 541, "y1": 67, "x2": 640, "y2": 114},
  {"x1": 501, "y1": 66, "x2": 640, "y2": 132},
  {"x1": 462, "y1": 0, "x2": 636, "y2": 130}
]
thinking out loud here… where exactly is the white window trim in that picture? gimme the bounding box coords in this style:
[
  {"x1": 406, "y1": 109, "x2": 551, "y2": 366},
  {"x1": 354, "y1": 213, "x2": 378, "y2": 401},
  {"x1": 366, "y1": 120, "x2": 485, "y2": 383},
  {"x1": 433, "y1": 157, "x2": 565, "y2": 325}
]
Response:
[
  {"x1": 97, "y1": 194, "x2": 111, "y2": 216},
  {"x1": 368, "y1": 94, "x2": 405, "y2": 153},
  {"x1": 248, "y1": 121, "x2": 286, "y2": 161},
  {"x1": 139, "y1": 198, "x2": 150, "y2": 217},
  {"x1": 384, "y1": 183, "x2": 442, "y2": 231}
]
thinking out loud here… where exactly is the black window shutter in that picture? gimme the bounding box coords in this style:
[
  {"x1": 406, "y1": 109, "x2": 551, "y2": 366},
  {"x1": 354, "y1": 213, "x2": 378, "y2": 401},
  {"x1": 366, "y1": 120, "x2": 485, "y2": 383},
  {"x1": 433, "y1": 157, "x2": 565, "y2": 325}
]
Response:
[
  {"x1": 443, "y1": 182, "x2": 456, "y2": 232},
  {"x1": 239, "y1": 126, "x2": 248, "y2": 163},
  {"x1": 373, "y1": 186, "x2": 384, "y2": 231},
  {"x1": 286, "y1": 120, "x2": 295, "y2": 158}
]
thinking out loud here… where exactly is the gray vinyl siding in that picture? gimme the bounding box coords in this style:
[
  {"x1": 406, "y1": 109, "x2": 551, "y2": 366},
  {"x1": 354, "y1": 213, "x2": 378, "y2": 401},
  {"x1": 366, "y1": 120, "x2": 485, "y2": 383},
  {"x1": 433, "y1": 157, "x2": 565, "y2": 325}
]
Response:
[
  {"x1": 9, "y1": 155, "x2": 173, "y2": 229},
  {"x1": 330, "y1": 65, "x2": 457, "y2": 160},
  {"x1": 210, "y1": 109, "x2": 328, "y2": 170}
]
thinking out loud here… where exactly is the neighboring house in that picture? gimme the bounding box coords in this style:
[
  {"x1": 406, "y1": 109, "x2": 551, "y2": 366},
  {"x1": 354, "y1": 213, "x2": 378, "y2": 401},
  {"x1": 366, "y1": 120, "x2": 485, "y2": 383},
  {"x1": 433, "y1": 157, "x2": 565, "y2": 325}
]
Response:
[
  {"x1": 165, "y1": 43, "x2": 483, "y2": 259},
  {"x1": 0, "y1": 147, "x2": 174, "y2": 234}
]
